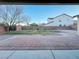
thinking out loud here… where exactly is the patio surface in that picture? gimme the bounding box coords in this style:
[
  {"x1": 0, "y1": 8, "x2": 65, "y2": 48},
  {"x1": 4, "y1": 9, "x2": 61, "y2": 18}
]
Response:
[
  {"x1": 0, "y1": 30, "x2": 79, "y2": 50},
  {"x1": 0, "y1": 50, "x2": 79, "y2": 59}
]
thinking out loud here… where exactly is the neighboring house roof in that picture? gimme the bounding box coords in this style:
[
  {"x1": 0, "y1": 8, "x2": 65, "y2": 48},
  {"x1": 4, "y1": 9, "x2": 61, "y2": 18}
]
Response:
[
  {"x1": 53, "y1": 14, "x2": 73, "y2": 19},
  {"x1": 48, "y1": 14, "x2": 73, "y2": 20},
  {"x1": 73, "y1": 15, "x2": 79, "y2": 18},
  {"x1": 48, "y1": 18, "x2": 54, "y2": 19},
  {"x1": 39, "y1": 23, "x2": 47, "y2": 26},
  {"x1": 16, "y1": 23, "x2": 28, "y2": 26}
]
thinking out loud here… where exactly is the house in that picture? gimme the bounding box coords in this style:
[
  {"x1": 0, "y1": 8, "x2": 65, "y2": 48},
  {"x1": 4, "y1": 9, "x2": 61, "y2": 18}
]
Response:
[{"x1": 45, "y1": 14, "x2": 74, "y2": 27}]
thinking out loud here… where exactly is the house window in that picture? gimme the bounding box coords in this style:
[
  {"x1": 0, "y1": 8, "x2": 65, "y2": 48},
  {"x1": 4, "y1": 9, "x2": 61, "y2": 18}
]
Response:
[
  {"x1": 63, "y1": 25, "x2": 66, "y2": 27},
  {"x1": 59, "y1": 20, "x2": 61, "y2": 22},
  {"x1": 59, "y1": 24, "x2": 62, "y2": 27}
]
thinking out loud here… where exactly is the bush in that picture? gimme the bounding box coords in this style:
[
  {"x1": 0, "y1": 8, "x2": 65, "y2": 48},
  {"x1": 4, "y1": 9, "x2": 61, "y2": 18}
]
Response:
[
  {"x1": 9, "y1": 25, "x2": 16, "y2": 31},
  {"x1": 30, "y1": 23, "x2": 38, "y2": 26}
]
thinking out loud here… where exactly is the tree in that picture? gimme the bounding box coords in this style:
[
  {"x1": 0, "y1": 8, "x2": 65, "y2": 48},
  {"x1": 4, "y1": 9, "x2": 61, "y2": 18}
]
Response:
[
  {"x1": 30, "y1": 23, "x2": 38, "y2": 30},
  {"x1": 30, "y1": 23, "x2": 38, "y2": 26},
  {"x1": 0, "y1": 5, "x2": 30, "y2": 31}
]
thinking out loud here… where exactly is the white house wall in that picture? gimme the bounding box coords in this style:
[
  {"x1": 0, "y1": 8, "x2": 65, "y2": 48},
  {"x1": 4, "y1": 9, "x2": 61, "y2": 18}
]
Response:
[
  {"x1": 47, "y1": 14, "x2": 74, "y2": 26},
  {"x1": 77, "y1": 18, "x2": 79, "y2": 35}
]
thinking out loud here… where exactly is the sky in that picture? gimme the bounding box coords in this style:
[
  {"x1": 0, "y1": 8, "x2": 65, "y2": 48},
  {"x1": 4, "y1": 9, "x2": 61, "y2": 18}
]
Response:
[
  {"x1": 22, "y1": 5, "x2": 79, "y2": 24},
  {"x1": 0, "y1": 5, "x2": 79, "y2": 25}
]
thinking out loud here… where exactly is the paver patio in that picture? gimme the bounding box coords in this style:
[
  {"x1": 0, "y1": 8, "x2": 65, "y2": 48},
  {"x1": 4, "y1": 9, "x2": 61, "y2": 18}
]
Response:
[{"x1": 0, "y1": 30, "x2": 79, "y2": 50}]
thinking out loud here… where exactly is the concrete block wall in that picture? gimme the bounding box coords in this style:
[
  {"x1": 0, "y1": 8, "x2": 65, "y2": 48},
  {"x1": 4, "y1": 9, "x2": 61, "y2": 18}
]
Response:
[
  {"x1": 0, "y1": 26, "x2": 6, "y2": 33},
  {"x1": 16, "y1": 25, "x2": 22, "y2": 31}
]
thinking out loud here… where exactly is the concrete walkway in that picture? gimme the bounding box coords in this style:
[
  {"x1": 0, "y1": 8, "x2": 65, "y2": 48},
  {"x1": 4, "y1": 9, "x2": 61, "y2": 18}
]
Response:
[{"x1": 0, "y1": 50, "x2": 79, "y2": 59}]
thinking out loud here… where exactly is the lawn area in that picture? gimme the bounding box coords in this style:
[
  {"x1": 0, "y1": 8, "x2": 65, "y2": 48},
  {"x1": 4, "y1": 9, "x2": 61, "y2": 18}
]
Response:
[{"x1": 3, "y1": 30, "x2": 60, "y2": 35}]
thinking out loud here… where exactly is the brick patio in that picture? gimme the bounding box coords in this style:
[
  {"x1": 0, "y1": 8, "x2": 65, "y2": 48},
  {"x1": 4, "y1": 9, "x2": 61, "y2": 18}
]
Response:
[{"x1": 0, "y1": 30, "x2": 79, "y2": 50}]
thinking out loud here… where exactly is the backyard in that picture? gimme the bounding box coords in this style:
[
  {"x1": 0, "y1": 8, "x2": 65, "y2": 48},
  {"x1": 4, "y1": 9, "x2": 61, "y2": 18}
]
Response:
[{"x1": 0, "y1": 5, "x2": 79, "y2": 59}]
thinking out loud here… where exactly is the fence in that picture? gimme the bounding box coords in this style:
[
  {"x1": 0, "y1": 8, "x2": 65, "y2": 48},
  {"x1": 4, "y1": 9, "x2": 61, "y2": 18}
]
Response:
[{"x1": 22, "y1": 26, "x2": 76, "y2": 30}]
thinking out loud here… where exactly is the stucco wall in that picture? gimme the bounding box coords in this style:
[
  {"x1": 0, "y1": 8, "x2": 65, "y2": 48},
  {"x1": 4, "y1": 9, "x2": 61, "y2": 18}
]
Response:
[{"x1": 16, "y1": 25, "x2": 22, "y2": 31}]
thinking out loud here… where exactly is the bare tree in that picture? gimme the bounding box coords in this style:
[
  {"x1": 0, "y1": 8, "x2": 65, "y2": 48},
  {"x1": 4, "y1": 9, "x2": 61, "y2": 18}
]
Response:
[{"x1": 0, "y1": 5, "x2": 29, "y2": 26}]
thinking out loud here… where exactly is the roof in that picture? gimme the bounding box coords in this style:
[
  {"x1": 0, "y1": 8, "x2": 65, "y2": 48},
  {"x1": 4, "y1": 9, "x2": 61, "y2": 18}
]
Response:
[
  {"x1": 48, "y1": 18, "x2": 54, "y2": 19},
  {"x1": 54, "y1": 14, "x2": 73, "y2": 18},
  {"x1": 48, "y1": 14, "x2": 73, "y2": 20},
  {"x1": 73, "y1": 15, "x2": 79, "y2": 18},
  {"x1": 39, "y1": 23, "x2": 47, "y2": 26}
]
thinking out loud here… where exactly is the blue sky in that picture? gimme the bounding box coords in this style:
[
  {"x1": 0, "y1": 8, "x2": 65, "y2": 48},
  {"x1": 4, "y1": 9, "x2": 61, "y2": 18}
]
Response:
[{"x1": 23, "y1": 5, "x2": 79, "y2": 24}]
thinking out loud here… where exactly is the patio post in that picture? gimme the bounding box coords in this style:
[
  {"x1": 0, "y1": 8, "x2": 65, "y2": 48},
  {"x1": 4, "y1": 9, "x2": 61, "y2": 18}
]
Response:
[
  {"x1": 73, "y1": 15, "x2": 79, "y2": 35},
  {"x1": 77, "y1": 17, "x2": 79, "y2": 35}
]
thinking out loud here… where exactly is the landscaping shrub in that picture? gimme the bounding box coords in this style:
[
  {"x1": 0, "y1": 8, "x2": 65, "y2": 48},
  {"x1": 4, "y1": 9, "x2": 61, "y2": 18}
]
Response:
[{"x1": 9, "y1": 25, "x2": 16, "y2": 31}]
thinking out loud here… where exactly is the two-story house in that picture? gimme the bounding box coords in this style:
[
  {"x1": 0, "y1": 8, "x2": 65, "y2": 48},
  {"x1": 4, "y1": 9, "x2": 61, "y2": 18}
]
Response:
[{"x1": 45, "y1": 14, "x2": 74, "y2": 27}]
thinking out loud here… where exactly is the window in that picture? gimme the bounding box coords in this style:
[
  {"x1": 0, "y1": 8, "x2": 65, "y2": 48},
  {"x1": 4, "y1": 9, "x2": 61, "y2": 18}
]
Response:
[
  {"x1": 59, "y1": 24, "x2": 62, "y2": 27},
  {"x1": 59, "y1": 20, "x2": 61, "y2": 22},
  {"x1": 63, "y1": 25, "x2": 66, "y2": 27}
]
